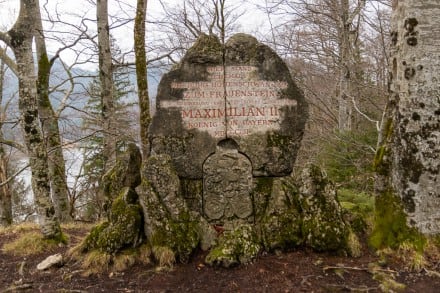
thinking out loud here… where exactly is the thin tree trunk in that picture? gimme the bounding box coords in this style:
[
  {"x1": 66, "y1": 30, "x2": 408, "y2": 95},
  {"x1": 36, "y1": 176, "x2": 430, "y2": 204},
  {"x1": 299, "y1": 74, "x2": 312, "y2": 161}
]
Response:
[
  {"x1": 1, "y1": 0, "x2": 61, "y2": 239},
  {"x1": 0, "y1": 59, "x2": 12, "y2": 226},
  {"x1": 134, "y1": 0, "x2": 151, "y2": 158},
  {"x1": 97, "y1": 0, "x2": 116, "y2": 170},
  {"x1": 34, "y1": 1, "x2": 71, "y2": 222},
  {"x1": 337, "y1": 0, "x2": 352, "y2": 131}
]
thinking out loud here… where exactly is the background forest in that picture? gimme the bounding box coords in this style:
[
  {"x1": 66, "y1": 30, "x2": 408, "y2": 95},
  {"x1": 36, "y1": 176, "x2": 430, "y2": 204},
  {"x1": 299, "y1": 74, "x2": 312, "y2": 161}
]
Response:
[{"x1": 0, "y1": 0, "x2": 390, "y2": 226}]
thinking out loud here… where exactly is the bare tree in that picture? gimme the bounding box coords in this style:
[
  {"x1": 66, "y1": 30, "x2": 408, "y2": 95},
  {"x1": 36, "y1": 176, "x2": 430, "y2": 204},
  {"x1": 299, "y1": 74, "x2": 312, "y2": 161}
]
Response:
[
  {"x1": 134, "y1": 0, "x2": 150, "y2": 157},
  {"x1": 0, "y1": 55, "x2": 12, "y2": 226},
  {"x1": 0, "y1": 0, "x2": 61, "y2": 239},
  {"x1": 97, "y1": 0, "x2": 116, "y2": 171},
  {"x1": 260, "y1": 0, "x2": 368, "y2": 131},
  {"x1": 34, "y1": 1, "x2": 72, "y2": 222},
  {"x1": 147, "y1": 0, "x2": 244, "y2": 65}
]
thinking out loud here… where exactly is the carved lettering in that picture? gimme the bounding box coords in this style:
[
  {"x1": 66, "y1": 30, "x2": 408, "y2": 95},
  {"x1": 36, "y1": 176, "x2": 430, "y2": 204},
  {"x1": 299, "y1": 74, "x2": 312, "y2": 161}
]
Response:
[{"x1": 161, "y1": 66, "x2": 296, "y2": 138}]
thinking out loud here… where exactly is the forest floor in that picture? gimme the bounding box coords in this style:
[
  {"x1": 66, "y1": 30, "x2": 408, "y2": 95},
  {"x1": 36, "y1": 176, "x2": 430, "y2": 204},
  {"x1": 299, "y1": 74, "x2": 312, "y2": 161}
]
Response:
[{"x1": 1, "y1": 224, "x2": 440, "y2": 293}]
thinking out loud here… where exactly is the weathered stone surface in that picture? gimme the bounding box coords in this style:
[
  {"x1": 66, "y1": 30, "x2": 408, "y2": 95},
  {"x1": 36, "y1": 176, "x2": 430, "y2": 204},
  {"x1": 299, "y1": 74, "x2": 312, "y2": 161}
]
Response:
[
  {"x1": 81, "y1": 187, "x2": 144, "y2": 253},
  {"x1": 205, "y1": 223, "x2": 260, "y2": 267},
  {"x1": 297, "y1": 165, "x2": 349, "y2": 251},
  {"x1": 79, "y1": 145, "x2": 144, "y2": 254},
  {"x1": 37, "y1": 253, "x2": 63, "y2": 270},
  {"x1": 149, "y1": 33, "x2": 307, "y2": 178},
  {"x1": 257, "y1": 178, "x2": 303, "y2": 251},
  {"x1": 136, "y1": 154, "x2": 200, "y2": 262},
  {"x1": 252, "y1": 167, "x2": 349, "y2": 253},
  {"x1": 101, "y1": 143, "x2": 142, "y2": 208},
  {"x1": 387, "y1": 0, "x2": 440, "y2": 235},
  {"x1": 142, "y1": 33, "x2": 354, "y2": 267},
  {"x1": 203, "y1": 139, "x2": 253, "y2": 222}
]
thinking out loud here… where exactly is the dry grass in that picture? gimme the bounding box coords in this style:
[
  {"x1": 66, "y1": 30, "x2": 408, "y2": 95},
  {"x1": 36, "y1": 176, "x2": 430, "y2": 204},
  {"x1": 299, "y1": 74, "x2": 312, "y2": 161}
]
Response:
[
  {"x1": 138, "y1": 243, "x2": 153, "y2": 265},
  {"x1": 61, "y1": 222, "x2": 95, "y2": 231},
  {"x1": 0, "y1": 222, "x2": 39, "y2": 235},
  {"x1": 152, "y1": 246, "x2": 175, "y2": 268},
  {"x1": 347, "y1": 230, "x2": 362, "y2": 257},
  {"x1": 113, "y1": 251, "x2": 137, "y2": 272},
  {"x1": 81, "y1": 250, "x2": 112, "y2": 275},
  {"x1": 2, "y1": 231, "x2": 66, "y2": 256}
]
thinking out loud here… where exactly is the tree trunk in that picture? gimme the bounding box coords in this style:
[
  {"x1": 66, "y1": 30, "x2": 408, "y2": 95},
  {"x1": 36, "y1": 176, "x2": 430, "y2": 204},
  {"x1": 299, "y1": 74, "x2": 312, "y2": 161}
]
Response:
[
  {"x1": 134, "y1": 0, "x2": 151, "y2": 158},
  {"x1": 2, "y1": 0, "x2": 61, "y2": 239},
  {"x1": 0, "y1": 59, "x2": 12, "y2": 226},
  {"x1": 337, "y1": 0, "x2": 353, "y2": 131},
  {"x1": 387, "y1": 0, "x2": 440, "y2": 234},
  {"x1": 34, "y1": 1, "x2": 71, "y2": 222},
  {"x1": 97, "y1": 0, "x2": 116, "y2": 170}
]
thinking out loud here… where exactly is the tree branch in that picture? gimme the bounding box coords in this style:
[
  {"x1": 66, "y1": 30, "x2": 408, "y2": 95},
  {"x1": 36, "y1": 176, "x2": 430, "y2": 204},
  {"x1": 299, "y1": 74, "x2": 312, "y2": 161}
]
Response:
[
  {"x1": 0, "y1": 163, "x2": 29, "y2": 188},
  {"x1": 0, "y1": 47, "x2": 17, "y2": 76}
]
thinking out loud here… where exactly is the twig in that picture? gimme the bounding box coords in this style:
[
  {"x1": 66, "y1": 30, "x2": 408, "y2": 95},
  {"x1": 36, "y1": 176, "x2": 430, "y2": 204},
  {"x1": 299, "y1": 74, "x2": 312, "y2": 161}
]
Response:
[
  {"x1": 323, "y1": 265, "x2": 398, "y2": 274},
  {"x1": 4, "y1": 283, "x2": 33, "y2": 292},
  {"x1": 324, "y1": 284, "x2": 379, "y2": 292}
]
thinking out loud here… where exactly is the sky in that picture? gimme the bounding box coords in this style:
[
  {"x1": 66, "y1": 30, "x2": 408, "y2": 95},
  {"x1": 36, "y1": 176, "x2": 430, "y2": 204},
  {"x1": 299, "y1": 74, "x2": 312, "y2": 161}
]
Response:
[{"x1": 0, "y1": 0, "x2": 268, "y2": 70}]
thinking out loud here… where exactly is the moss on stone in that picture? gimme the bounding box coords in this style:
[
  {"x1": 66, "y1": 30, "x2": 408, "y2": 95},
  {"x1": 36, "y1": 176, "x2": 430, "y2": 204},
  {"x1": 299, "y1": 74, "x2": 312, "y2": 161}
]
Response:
[
  {"x1": 184, "y1": 33, "x2": 223, "y2": 64},
  {"x1": 205, "y1": 224, "x2": 260, "y2": 267},
  {"x1": 149, "y1": 212, "x2": 200, "y2": 263},
  {"x1": 252, "y1": 177, "x2": 274, "y2": 220},
  {"x1": 369, "y1": 189, "x2": 426, "y2": 252},
  {"x1": 101, "y1": 143, "x2": 141, "y2": 211},
  {"x1": 296, "y1": 165, "x2": 350, "y2": 252},
  {"x1": 81, "y1": 188, "x2": 143, "y2": 254},
  {"x1": 257, "y1": 178, "x2": 303, "y2": 251}
]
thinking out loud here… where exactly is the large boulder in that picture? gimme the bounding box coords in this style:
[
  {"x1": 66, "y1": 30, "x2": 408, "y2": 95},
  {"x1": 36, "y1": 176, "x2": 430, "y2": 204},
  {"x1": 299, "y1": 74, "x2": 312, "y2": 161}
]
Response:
[{"x1": 149, "y1": 33, "x2": 307, "y2": 178}]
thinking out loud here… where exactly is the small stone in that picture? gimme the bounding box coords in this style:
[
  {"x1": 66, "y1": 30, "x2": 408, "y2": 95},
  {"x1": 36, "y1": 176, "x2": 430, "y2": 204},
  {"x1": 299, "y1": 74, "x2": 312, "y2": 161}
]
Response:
[{"x1": 37, "y1": 253, "x2": 63, "y2": 270}]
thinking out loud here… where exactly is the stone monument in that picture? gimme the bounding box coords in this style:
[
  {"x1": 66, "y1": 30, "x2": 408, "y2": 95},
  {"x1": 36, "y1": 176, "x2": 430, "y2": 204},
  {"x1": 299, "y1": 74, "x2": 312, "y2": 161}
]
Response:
[
  {"x1": 75, "y1": 34, "x2": 352, "y2": 268},
  {"x1": 138, "y1": 34, "x2": 350, "y2": 266}
]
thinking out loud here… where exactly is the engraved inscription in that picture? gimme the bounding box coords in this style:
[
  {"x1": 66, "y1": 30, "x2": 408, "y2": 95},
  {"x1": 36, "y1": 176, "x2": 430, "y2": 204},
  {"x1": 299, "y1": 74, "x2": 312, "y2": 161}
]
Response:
[
  {"x1": 203, "y1": 142, "x2": 253, "y2": 221},
  {"x1": 160, "y1": 66, "x2": 296, "y2": 137}
]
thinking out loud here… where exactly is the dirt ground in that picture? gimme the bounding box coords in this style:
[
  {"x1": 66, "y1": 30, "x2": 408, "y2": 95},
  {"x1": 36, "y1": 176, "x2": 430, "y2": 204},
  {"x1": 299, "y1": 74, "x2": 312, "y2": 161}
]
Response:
[{"x1": 1, "y1": 225, "x2": 439, "y2": 293}]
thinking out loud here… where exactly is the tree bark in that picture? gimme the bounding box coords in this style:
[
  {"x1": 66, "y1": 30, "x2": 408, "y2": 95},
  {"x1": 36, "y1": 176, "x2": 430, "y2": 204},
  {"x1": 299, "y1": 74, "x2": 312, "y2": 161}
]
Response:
[
  {"x1": 134, "y1": 0, "x2": 150, "y2": 158},
  {"x1": 336, "y1": 0, "x2": 366, "y2": 131},
  {"x1": 34, "y1": 0, "x2": 71, "y2": 222},
  {"x1": 0, "y1": 59, "x2": 12, "y2": 226},
  {"x1": 0, "y1": 0, "x2": 61, "y2": 238},
  {"x1": 387, "y1": 0, "x2": 440, "y2": 234},
  {"x1": 97, "y1": 0, "x2": 116, "y2": 170}
]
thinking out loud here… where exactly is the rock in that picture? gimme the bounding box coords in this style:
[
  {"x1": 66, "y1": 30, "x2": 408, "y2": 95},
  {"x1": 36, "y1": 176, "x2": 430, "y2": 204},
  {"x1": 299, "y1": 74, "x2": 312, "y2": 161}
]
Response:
[
  {"x1": 149, "y1": 33, "x2": 307, "y2": 178},
  {"x1": 80, "y1": 145, "x2": 144, "y2": 254},
  {"x1": 203, "y1": 140, "x2": 253, "y2": 222},
  {"x1": 257, "y1": 177, "x2": 303, "y2": 251},
  {"x1": 136, "y1": 154, "x2": 200, "y2": 262},
  {"x1": 139, "y1": 33, "x2": 353, "y2": 266},
  {"x1": 296, "y1": 165, "x2": 349, "y2": 251},
  {"x1": 205, "y1": 223, "x2": 260, "y2": 268},
  {"x1": 81, "y1": 188, "x2": 143, "y2": 253},
  {"x1": 37, "y1": 253, "x2": 63, "y2": 270},
  {"x1": 101, "y1": 142, "x2": 142, "y2": 208}
]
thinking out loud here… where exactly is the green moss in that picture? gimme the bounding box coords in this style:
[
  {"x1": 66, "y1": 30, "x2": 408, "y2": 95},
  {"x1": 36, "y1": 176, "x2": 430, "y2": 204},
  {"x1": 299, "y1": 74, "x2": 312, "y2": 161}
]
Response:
[
  {"x1": 369, "y1": 189, "x2": 426, "y2": 252},
  {"x1": 259, "y1": 209, "x2": 303, "y2": 251},
  {"x1": 252, "y1": 177, "x2": 274, "y2": 220},
  {"x1": 267, "y1": 132, "x2": 289, "y2": 148},
  {"x1": 338, "y1": 188, "x2": 374, "y2": 233},
  {"x1": 81, "y1": 188, "x2": 143, "y2": 253},
  {"x1": 373, "y1": 119, "x2": 393, "y2": 175},
  {"x1": 205, "y1": 224, "x2": 260, "y2": 267},
  {"x1": 257, "y1": 178, "x2": 303, "y2": 251},
  {"x1": 185, "y1": 34, "x2": 223, "y2": 63},
  {"x1": 81, "y1": 222, "x2": 110, "y2": 251},
  {"x1": 149, "y1": 212, "x2": 200, "y2": 263}
]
